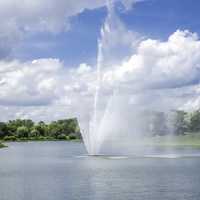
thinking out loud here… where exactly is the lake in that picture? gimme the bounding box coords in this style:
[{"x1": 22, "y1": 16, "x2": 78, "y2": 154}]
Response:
[{"x1": 0, "y1": 142, "x2": 200, "y2": 200}]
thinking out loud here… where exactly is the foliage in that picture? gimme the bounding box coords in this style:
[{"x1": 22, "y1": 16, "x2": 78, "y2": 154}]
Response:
[
  {"x1": 3, "y1": 135, "x2": 17, "y2": 141},
  {"x1": 1, "y1": 109, "x2": 200, "y2": 142},
  {"x1": 57, "y1": 134, "x2": 68, "y2": 140},
  {"x1": 0, "y1": 142, "x2": 6, "y2": 148},
  {"x1": 189, "y1": 110, "x2": 200, "y2": 132},
  {"x1": 30, "y1": 129, "x2": 40, "y2": 137},
  {"x1": 146, "y1": 110, "x2": 200, "y2": 136},
  {"x1": 68, "y1": 134, "x2": 77, "y2": 140},
  {"x1": 0, "y1": 122, "x2": 8, "y2": 138},
  {"x1": 0, "y1": 118, "x2": 81, "y2": 141},
  {"x1": 16, "y1": 126, "x2": 29, "y2": 138},
  {"x1": 173, "y1": 111, "x2": 188, "y2": 135}
]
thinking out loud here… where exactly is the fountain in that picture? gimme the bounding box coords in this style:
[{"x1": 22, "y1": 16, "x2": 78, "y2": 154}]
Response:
[
  {"x1": 80, "y1": 0, "x2": 180, "y2": 156},
  {"x1": 81, "y1": 0, "x2": 127, "y2": 155}
]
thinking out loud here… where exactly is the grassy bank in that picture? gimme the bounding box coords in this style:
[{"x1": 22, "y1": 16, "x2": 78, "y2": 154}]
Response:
[
  {"x1": 2, "y1": 135, "x2": 81, "y2": 142},
  {"x1": 2, "y1": 133, "x2": 200, "y2": 149},
  {"x1": 144, "y1": 132, "x2": 200, "y2": 148},
  {"x1": 0, "y1": 136, "x2": 80, "y2": 149}
]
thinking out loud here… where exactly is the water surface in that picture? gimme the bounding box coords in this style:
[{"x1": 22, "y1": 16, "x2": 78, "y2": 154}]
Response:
[{"x1": 0, "y1": 142, "x2": 200, "y2": 200}]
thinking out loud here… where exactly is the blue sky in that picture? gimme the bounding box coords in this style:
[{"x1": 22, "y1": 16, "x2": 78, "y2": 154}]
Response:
[{"x1": 12, "y1": 0, "x2": 200, "y2": 67}]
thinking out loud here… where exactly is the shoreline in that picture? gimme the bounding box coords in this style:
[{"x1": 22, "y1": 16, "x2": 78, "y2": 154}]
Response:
[
  {"x1": 1, "y1": 140, "x2": 200, "y2": 149},
  {"x1": 2, "y1": 134, "x2": 200, "y2": 149},
  {"x1": 1, "y1": 138, "x2": 81, "y2": 143},
  {"x1": 0, "y1": 139, "x2": 82, "y2": 148},
  {"x1": 0, "y1": 143, "x2": 7, "y2": 148}
]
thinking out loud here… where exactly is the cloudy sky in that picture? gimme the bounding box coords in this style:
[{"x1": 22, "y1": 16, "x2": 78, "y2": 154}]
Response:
[{"x1": 1, "y1": 0, "x2": 200, "y2": 122}]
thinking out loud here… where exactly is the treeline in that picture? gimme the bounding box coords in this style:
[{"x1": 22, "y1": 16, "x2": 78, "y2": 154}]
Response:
[
  {"x1": 147, "y1": 110, "x2": 200, "y2": 136},
  {"x1": 123, "y1": 110, "x2": 200, "y2": 136},
  {"x1": 1, "y1": 110, "x2": 200, "y2": 142},
  {"x1": 0, "y1": 118, "x2": 81, "y2": 141}
]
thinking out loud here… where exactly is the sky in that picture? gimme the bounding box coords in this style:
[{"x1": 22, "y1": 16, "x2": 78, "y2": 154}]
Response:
[{"x1": 1, "y1": 0, "x2": 200, "y2": 122}]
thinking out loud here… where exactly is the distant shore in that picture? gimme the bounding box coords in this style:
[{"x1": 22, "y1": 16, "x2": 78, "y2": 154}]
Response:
[
  {"x1": 0, "y1": 137, "x2": 81, "y2": 145},
  {"x1": 2, "y1": 133, "x2": 200, "y2": 149},
  {"x1": 145, "y1": 133, "x2": 200, "y2": 148},
  {"x1": 0, "y1": 142, "x2": 7, "y2": 148},
  {"x1": 0, "y1": 135, "x2": 82, "y2": 148},
  {"x1": 2, "y1": 136, "x2": 81, "y2": 142}
]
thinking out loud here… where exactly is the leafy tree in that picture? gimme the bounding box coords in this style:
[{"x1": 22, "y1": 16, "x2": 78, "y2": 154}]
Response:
[
  {"x1": 57, "y1": 134, "x2": 68, "y2": 140},
  {"x1": 22, "y1": 119, "x2": 34, "y2": 130},
  {"x1": 173, "y1": 111, "x2": 188, "y2": 135},
  {"x1": 34, "y1": 123, "x2": 47, "y2": 136},
  {"x1": 30, "y1": 129, "x2": 40, "y2": 137},
  {"x1": 48, "y1": 121, "x2": 62, "y2": 138},
  {"x1": 3, "y1": 135, "x2": 17, "y2": 141},
  {"x1": 0, "y1": 118, "x2": 80, "y2": 140},
  {"x1": 189, "y1": 110, "x2": 200, "y2": 132},
  {"x1": 16, "y1": 126, "x2": 29, "y2": 138},
  {"x1": 0, "y1": 122, "x2": 8, "y2": 138},
  {"x1": 68, "y1": 134, "x2": 77, "y2": 140}
]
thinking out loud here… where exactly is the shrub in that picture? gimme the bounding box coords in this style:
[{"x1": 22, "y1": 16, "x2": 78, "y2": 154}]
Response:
[
  {"x1": 3, "y1": 135, "x2": 17, "y2": 141},
  {"x1": 19, "y1": 137, "x2": 29, "y2": 141},
  {"x1": 16, "y1": 126, "x2": 29, "y2": 138},
  {"x1": 0, "y1": 143, "x2": 6, "y2": 148},
  {"x1": 57, "y1": 134, "x2": 68, "y2": 140},
  {"x1": 30, "y1": 129, "x2": 40, "y2": 137},
  {"x1": 68, "y1": 134, "x2": 77, "y2": 140},
  {"x1": 37, "y1": 136, "x2": 46, "y2": 140}
]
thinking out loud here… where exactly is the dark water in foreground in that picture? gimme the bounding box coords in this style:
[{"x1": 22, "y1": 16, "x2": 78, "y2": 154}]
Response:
[{"x1": 0, "y1": 142, "x2": 200, "y2": 200}]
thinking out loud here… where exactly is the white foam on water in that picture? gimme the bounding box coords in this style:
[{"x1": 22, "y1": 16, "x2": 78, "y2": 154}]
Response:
[
  {"x1": 75, "y1": 155, "x2": 89, "y2": 158},
  {"x1": 107, "y1": 156, "x2": 129, "y2": 160},
  {"x1": 145, "y1": 153, "x2": 200, "y2": 159},
  {"x1": 145, "y1": 154, "x2": 181, "y2": 159}
]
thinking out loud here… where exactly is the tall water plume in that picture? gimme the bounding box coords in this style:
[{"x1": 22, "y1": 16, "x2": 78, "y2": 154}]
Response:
[
  {"x1": 81, "y1": 0, "x2": 178, "y2": 155},
  {"x1": 83, "y1": 0, "x2": 117, "y2": 155}
]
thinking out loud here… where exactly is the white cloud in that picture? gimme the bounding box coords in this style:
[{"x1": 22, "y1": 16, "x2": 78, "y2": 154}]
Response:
[
  {"x1": 0, "y1": 0, "x2": 110, "y2": 58},
  {"x1": 0, "y1": 0, "x2": 107, "y2": 33},
  {"x1": 99, "y1": 30, "x2": 200, "y2": 114},
  {"x1": 103, "y1": 30, "x2": 200, "y2": 91},
  {"x1": 1, "y1": 30, "x2": 200, "y2": 122},
  {"x1": 0, "y1": 0, "x2": 141, "y2": 59},
  {"x1": 0, "y1": 58, "x2": 96, "y2": 121}
]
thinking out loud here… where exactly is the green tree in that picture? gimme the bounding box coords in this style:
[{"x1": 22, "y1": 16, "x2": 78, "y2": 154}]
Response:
[
  {"x1": 6, "y1": 119, "x2": 34, "y2": 134},
  {"x1": 189, "y1": 110, "x2": 200, "y2": 132},
  {"x1": 0, "y1": 122, "x2": 8, "y2": 138},
  {"x1": 34, "y1": 123, "x2": 47, "y2": 136},
  {"x1": 48, "y1": 122, "x2": 63, "y2": 138},
  {"x1": 30, "y1": 129, "x2": 40, "y2": 137},
  {"x1": 173, "y1": 110, "x2": 188, "y2": 135},
  {"x1": 16, "y1": 126, "x2": 29, "y2": 138}
]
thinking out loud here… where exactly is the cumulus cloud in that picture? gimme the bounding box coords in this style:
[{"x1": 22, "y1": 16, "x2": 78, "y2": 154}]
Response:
[
  {"x1": 0, "y1": 0, "x2": 110, "y2": 58},
  {"x1": 98, "y1": 29, "x2": 200, "y2": 114},
  {"x1": 1, "y1": 30, "x2": 200, "y2": 122},
  {"x1": 0, "y1": 0, "x2": 109, "y2": 33},
  {"x1": 0, "y1": 0, "x2": 140, "y2": 59},
  {"x1": 0, "y1": 58, "x2": 97, "y2": 121},
  {"x1": 0, "y1": 59, "x2": 62, "y2": 106},
  {"x1": 103, "y1": 30, "x2": 200, "y2": 91}
]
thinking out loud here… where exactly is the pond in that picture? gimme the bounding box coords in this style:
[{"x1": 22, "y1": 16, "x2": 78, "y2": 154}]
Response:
[{"x1": 0, "y1": 142, "x2": 200, "y2": 200}]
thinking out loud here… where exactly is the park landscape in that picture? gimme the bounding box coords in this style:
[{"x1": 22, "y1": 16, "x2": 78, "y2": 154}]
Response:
[
  {"x1": 1, "y1": 0, "x2": 200, "y2": 200},
  {"x1": 1, "y1": 110, "x2": 200, "y2": 148}
]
